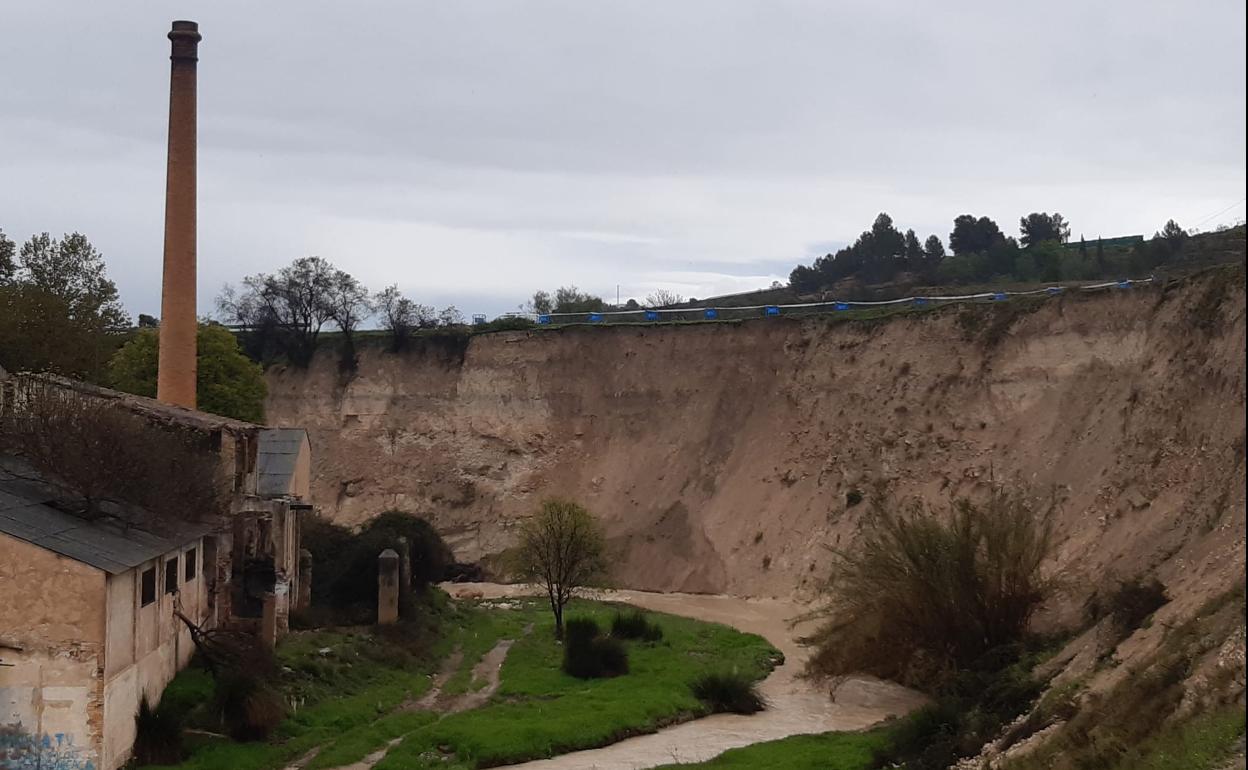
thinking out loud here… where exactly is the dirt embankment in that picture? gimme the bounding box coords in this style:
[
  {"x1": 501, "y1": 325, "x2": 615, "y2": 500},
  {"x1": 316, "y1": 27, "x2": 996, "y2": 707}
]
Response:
[{"x1": 266, "y1": 270, "x2": 1246, "y2": 622}]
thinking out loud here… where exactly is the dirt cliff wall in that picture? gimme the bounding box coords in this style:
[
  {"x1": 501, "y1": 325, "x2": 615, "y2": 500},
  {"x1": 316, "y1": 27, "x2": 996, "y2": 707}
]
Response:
[{"x1": 265, "y1": 271, "x2": 1246, "y2": 611}]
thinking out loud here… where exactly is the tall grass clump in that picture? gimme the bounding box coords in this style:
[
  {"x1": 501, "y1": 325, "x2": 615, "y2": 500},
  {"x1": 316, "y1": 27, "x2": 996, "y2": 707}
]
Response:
[
  {"x1": 690, "y1": 671, "x2": 766, "y2": 714},
  {"x1": 563, "y1": 617, "x2": 629, "y2": 679},
  {"x1": 806, "y1": 486, "x2": 1056, "y2": 691},
  {"x1": 611, "y1": 609, "x2": 664, "y2": 642},
  {"x1": 132, "y1": 696, "x2": 184, "y2": 765}
]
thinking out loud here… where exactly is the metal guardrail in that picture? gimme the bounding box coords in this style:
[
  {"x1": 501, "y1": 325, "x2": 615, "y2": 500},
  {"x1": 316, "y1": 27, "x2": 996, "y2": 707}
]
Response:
[{"x1": 519, "y1": 278, "x2": 1155, "y2": 325}]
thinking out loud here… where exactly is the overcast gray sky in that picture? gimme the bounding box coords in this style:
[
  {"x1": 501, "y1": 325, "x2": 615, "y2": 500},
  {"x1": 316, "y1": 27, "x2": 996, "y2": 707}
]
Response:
[{"x1": 2, "y1": 1, "x2": 1245, "y2": 319}]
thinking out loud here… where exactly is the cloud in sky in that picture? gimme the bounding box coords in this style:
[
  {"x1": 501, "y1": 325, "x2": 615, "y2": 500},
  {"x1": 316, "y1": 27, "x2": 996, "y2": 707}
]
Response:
[{"x1": 2, "y1": 0, "x2": 1244, "y2": 319}]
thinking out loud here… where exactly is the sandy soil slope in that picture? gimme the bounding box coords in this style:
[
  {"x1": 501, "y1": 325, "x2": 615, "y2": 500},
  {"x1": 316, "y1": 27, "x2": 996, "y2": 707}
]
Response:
[{"x1": 267, "y1": 272, "x2": 1246, "y2": 624}]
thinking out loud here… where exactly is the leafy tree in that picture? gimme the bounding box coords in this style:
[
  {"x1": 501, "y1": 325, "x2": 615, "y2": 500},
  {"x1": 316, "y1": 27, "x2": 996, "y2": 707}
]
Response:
[
  {"x1": 949, "y1": 215, "x2": 1006, "y2": 256},
  {"x1": 438, "y1": 305, "x2": 464, "y2": 326},
  {"x1": 553, "y1": 286, "x2": 606, "y2": 313},
  {"x1": 17, "y1": 232, "x2": 129, "y2": 328},
  {"x1": 923, "y1": 234, "x2": 946, "y2": 260},
  {"x1": 516, "y1": 498, "x2": 607, "y2": 639},
  {"x1": 1156, "y1": 219, "x2": 1188, "y2": 251},
  {"x1": 1, "y1": 231, "x2": 128, "y2": 380},
  {"x1": 0, "y1": 229, "x2": 15, "y2": 285},
  {"x1": 217, "y1": 256, "x2": 337, "y2": 366},
  {"x1": 107, "y1": 324, "x2": 267, "y2": 423},
  {"x1": 1019, "y1": 212, "x2": 1071, "y2": 247},
  {"x1": 645, "y1": 289, "x2": 684, "y2": 307},
  {"x1": 137, "y1": 314, "x2": 159, "y2": 328},
  {"x1": 527, "y1": 290, "x2": 554, "y2": 315},
  {"x1": 903, "y1": 229, "x2": 924, "y2": 265}
]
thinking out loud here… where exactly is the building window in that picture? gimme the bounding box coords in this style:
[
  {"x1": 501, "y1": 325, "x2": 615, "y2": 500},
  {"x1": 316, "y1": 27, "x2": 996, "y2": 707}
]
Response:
[
  {"x1": 185, "y1": 548, "x2": 197, "y2": 582},
  {"x1": 165, "y1": 557, "x2": 179, "y2": 594},
  {"x1": 141, "y1": 567, "x2": 156, "y2": 606}
]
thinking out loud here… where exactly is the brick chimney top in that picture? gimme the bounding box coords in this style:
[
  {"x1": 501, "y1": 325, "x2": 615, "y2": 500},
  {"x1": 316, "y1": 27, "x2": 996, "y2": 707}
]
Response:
[{"x1": 168, "y1": 20, "x2": 201, "y2": 61}]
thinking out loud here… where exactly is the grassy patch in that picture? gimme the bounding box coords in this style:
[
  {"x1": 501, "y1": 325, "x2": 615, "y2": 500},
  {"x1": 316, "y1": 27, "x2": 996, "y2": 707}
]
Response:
[
  {"x1": 1116, "y1": 708, "x2": 1245, "y2": 770},
  {"x1": 374, "y1": 598, "x2": 779, "y2": 769},
  {"x1": 653, "y1": 729, "x2": 889, "y2": 769},
  {"x1": 141, "y1": 596, "x2": 776, "y2": 770},
  {"x1": 141, "y1": 592, "x2": 456, "y2": 770}
]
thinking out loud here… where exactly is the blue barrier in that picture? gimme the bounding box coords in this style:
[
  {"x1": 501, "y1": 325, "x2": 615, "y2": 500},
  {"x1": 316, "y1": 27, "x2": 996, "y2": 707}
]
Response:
[{"x1": 512, "y1": 277, "x2": 1152, "y2": 326}]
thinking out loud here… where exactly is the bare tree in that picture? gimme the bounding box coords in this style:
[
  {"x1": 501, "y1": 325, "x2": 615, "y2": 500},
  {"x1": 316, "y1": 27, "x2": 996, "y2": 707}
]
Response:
[
  {"x1": 516, "y1": 499, "x2": 607, "y2": 639},
  {"x1": 325, "y1": 270, "x2": 372, "y2": 370},
  {"x1": 2, "y1": 380, "x2": 225, "y2": 523},
  {"x1": 374, "y1": 285, "x2": 434, "y2": 350},
  {"x1": 645, "y1": 289, "x2": 684, "y2": 308}
]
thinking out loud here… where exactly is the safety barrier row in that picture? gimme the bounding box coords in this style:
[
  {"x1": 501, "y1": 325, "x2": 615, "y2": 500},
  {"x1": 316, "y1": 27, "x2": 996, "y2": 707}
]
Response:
[{"x1": 523, "y1": 277, "x2": 1155, "y2": 324}]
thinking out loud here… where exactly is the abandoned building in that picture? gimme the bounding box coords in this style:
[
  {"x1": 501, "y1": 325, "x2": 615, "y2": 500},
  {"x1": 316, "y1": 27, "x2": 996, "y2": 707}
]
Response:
[{"x1": 0, "y1": 373, "x2": 313, "y2": 770}]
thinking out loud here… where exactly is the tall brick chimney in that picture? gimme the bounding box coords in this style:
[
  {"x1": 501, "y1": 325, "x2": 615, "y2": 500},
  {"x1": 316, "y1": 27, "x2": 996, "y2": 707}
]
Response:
[{"x1": 156, "y1": 20, "x2": 201, "y2": 409}]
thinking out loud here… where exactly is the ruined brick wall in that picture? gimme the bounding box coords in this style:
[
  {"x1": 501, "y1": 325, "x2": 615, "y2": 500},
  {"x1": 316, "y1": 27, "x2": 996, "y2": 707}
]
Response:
[{"x1": 0, "y1": 533, "x2": 107, "y2": 770}]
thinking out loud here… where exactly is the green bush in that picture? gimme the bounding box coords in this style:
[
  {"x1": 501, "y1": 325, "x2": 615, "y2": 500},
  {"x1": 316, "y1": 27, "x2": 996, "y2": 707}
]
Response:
[
  {"x1": 806, "y1": 486, "x2": 1055, "y2": 691},
  {"x1": 301, "y1": 511, "x2": 453, "y2": 617},
  {"x1": 611, "y1": 609, "x2": 664, "y2": 642},
  {"x1": 690, "y1": 671, "x2": 766, "y2": 714},
  {"x1": 562, "y1": 617, "x2": 629, "y2": 679},
  {"x1": 133, "y1": 696, "x2": 184, "y2": 765}
]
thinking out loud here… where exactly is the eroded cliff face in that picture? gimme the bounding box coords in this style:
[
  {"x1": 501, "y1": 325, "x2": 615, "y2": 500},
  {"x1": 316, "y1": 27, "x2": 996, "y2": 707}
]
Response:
[{"x1": 265, "y1": 272, "x2": 1246, "y2": 613}]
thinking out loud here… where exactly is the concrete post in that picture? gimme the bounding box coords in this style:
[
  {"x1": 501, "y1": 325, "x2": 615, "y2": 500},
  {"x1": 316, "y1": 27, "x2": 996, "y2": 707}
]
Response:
[
  {"x1": 156, "y1": 20, "x2": 201, "y2": 409},
  {"x1": 377, "y1": 549, "x2": 400, "y2": 625},
  {"x1": 396, "y1": 536, "x2": 412, "y2": 613},
  {"x1": 297, "y1": 548, "x2": 313, "y2": 610},
  {"x1": 260, "y1": 592, "x2": 278, "y2": 648}
]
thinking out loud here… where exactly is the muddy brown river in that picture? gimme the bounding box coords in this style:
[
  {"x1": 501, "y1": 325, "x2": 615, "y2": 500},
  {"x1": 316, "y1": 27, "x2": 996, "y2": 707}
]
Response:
[{"x1": 443, "y1": 583, "x2": 924, "y2": 769}]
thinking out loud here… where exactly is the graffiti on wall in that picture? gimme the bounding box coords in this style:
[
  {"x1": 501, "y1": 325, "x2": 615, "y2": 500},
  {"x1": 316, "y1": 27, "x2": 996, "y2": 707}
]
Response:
[{"x1": 0, "y1": 724, "x2": 96, "y2": 770}]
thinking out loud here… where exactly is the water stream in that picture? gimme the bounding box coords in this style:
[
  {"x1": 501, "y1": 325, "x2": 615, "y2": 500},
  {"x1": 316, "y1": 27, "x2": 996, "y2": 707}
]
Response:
[{"x1": 444, "y1": 583, "x2": 925, "y2": 769}]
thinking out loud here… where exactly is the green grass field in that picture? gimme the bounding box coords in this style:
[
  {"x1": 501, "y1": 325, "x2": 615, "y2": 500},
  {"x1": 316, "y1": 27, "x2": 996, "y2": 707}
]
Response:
[
  {"x1": 654, "y1": 729, "x2": 889, "y2": 769},
  {"x1": 373, "y1": 598, "x2": 779, "y2": 769},
  {"x1": 140, "y1": 594, "x2": 778, "y2": 770}
]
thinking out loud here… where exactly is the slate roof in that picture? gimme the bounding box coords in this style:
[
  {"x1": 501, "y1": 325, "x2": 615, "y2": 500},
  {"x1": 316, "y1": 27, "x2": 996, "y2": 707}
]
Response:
[
  {"x1": 0, "y1": 460, "x2": 212, "y2": 575},
  {"x1": 257, "y1": 428, "x2": 308, "y2": 498}
]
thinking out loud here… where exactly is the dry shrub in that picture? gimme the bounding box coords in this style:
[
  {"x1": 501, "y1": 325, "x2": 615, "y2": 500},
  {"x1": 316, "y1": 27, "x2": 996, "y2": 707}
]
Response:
[
  {"x1": 1, "y1": 378, "x2": 224, "y2": 522},
  {"x1": 690, "y1": 671, "x2": 766, "y2": 714},
  {"x1": 611, "y1": 609, "x2": 663, "y2": 642},
  {"x1": 214, "y1": 642, "x2": 285, "y2": 742},
  {"x1": 806, "y1": 486, "x2": 1056, "y2": 691},
  {"x1": 132, "y1": 696, "x2": 184, "y2": 765}
]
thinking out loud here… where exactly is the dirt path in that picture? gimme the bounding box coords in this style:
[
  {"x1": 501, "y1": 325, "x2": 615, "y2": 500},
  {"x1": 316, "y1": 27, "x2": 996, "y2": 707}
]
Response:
[
  {"x1": 316, "y1": 627, "x2": 529, "y2": 770},
  {"x1": 444, "y1": 582, "x2": 925, "y2": 769}
]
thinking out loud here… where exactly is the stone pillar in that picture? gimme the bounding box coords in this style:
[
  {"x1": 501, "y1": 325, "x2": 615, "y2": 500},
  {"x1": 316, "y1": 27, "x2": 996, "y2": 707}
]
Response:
[
  {"x1": 156, "y1": 20, "x2": 201, "y2": 409},
  {"x1": 377, "y1": 549, "x2": 400, "y2": 625},
  {"x1": 297, "y1": 548, "x2": 313, "y2": 610},
  {"x1": 260, "y1": 592, "x2": 278, "y2": 648},
  {"x1": 396, "y1": 536, "x2": 412, "y2": 613}
]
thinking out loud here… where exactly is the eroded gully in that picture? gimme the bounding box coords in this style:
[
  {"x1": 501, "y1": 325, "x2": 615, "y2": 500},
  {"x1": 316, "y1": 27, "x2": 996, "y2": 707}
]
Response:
[{"x1": 444, "y1": 582, "x2": 925, "y2": 769}]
